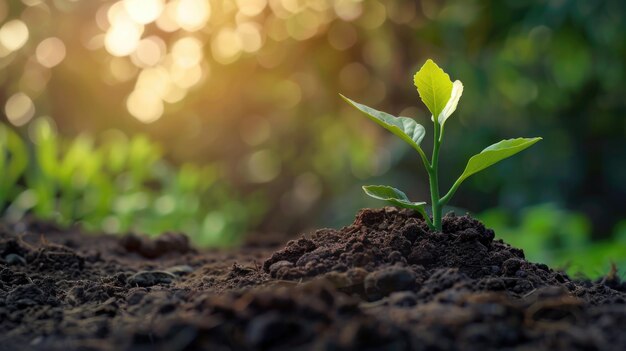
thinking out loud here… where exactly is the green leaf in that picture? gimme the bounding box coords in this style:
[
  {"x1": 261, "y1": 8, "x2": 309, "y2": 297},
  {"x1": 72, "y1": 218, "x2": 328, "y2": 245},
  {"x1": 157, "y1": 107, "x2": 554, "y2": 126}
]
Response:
[
  {"x1": 413, "y1": 59, "x2": 453, "y2": 119},
  {"x1": 457, "y1": 137, "x2": 542, "y2": 182},
  {"x1": 437, "y1": 80, "x2": 464, "y2": 126},
  {"x1": 341, "y1": 95, "x2": 426, "y2": 151},
  {"x1": 362, "y1": 185, "x2": 426, "y2": 210}
]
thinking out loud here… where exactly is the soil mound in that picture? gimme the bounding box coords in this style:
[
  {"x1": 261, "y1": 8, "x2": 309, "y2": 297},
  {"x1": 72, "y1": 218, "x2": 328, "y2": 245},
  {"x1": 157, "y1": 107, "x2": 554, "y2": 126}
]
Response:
[
  {"x1": 264, "y1": 208, "x2": 624, "y2": 305},
  {"x1": 0, "y1": 209, "x2": 625, "y2": 350}
]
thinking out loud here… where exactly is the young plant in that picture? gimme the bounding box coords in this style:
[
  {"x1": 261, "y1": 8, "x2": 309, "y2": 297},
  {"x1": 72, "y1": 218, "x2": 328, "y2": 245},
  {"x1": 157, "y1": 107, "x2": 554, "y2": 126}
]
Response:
[{"x1": 342, "y1": 59, "x2": 541, "y2": 231}]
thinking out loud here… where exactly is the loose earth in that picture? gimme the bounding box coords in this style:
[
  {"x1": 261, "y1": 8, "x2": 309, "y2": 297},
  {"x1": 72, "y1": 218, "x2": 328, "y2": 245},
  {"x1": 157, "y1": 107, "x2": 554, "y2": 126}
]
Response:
[{"x1": 1, "y1": 208, "x2": 624, "y2": 350}]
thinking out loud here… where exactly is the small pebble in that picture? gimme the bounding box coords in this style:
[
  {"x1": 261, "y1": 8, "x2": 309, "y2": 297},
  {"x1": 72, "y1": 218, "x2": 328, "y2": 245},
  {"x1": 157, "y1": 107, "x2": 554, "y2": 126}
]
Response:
[{"x1": 5, "y1": 253, "x2": 27, "y2": 266}]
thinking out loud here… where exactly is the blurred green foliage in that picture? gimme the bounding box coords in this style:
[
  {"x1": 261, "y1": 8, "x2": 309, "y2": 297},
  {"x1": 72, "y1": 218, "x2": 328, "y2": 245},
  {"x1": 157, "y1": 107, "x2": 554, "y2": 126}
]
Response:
[
  {"x1": 0, "y1": 121, "x2": 264, "y2": 246},
  {"x1": 479, "y1": 204, "x2": 626, "y2": 278}
]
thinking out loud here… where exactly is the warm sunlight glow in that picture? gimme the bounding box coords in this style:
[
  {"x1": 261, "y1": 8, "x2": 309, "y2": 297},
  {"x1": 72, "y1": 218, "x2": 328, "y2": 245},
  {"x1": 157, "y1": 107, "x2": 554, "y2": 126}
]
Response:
[
  {"x1": 86, "y1": 0, "x2": 375, "y2": 123},
  {"x1": 105, "y1": 21, "x2": 143, "y2": 56},
  {"x1": 123, "y1": 0, "x2": 164, "y2": 24},
  {"x1": 155, "y1": 1, "x2": 180, "y2": 32},
  {"x1": 36, "y1": 37, "x2": 66, "y2": 68},
  {"x1": 126, "y1": 88, "x2": 164, "y2": 123},
  {"x1": 161, "y1": 83, "x2": 187, "y2": 103},
  {"x1": 105, "y1": 2, "x2": 144, "y2": 56},
  {"x1": 5, "y1": 93, "x2": 35, "y2": 126},
  {"x1": 171, "y1": 37, "x2": 203, "y2": 68},
  {"x1": 236, "y1": 0, "x2": 267, "y2": 17},
  {"x1": 334, "y1": 0, "x2": 363, "y2": 21},
  {"x1": 0, "y1": 19, "x2": 29, "y2": 52},
  {"x1": 175, "y1": 0, "x2": 211, "y2": 32},
  {"x1": 169, "y1": 61, "x2": 203, "y2": 89},
  {"x1": 136, "y1": 66, "x2": 171, "y2": 98},
  {"x1": 211, "y1": 28, "x2": 242, "y2": 64},
  {"x1": 132, "y1": 36, "x2": 166, "y2": 67},
  {"x1": 237, "y1": 22, "x2": 263, "y2": 53}
]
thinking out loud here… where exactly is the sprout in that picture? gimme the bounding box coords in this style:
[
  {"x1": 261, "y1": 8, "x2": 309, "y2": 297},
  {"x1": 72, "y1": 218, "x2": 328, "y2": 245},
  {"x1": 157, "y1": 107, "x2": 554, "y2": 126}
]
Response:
[{"x1": 342, "y1": 59, "x2": 541, "y2": 231}]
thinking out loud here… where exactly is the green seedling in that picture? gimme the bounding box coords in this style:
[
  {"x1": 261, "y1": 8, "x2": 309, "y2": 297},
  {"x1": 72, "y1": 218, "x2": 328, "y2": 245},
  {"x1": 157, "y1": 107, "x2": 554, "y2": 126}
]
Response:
[{"x1": 342, "y1": 59, "x2": 541, "y2": 231}]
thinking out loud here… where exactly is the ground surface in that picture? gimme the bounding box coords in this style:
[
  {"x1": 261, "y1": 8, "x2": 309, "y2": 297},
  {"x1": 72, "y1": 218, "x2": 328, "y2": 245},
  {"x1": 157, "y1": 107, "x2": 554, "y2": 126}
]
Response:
[{"x1": 0, "y1": 208, "x2": 625, "y2": 351}]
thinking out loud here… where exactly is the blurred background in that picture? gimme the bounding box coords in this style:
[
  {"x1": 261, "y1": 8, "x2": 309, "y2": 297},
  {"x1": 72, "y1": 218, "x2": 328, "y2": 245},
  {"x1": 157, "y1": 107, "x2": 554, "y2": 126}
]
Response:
[{"x1": 0, "y1": 0, "x2": 624, "y2": 276}]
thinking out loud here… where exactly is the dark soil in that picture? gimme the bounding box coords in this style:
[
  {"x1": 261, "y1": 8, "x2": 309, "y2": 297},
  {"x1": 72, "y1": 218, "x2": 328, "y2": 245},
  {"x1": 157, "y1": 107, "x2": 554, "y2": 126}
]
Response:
[{"x1": 1, "y1": 208, "x2": 625, "y2": 350}]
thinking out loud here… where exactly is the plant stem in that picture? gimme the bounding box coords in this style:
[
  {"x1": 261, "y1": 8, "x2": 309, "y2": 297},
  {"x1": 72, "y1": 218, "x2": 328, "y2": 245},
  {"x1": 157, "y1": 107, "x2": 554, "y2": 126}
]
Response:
[
  {"x1": 440, "y1": 177, "x2": 463, "y2": 207},
  {"x1": 428, "y1": 121, "x2": 443, "y2": 231}
]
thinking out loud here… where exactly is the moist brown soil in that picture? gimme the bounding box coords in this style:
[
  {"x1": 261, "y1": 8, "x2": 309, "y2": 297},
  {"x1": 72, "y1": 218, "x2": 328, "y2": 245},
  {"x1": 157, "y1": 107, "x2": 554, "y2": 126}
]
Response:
[{"x1": 1, "y1": 208, "x2": 625, "y2": 351}]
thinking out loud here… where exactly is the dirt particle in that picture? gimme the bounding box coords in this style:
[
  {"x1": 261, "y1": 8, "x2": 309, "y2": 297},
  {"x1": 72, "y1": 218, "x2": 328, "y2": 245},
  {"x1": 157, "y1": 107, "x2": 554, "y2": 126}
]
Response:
[
  {"x1": 6, "y1": 284, "x2": 58, "y2": 307},
  {"x1": 365, "y1": 266, "x2": 417, "y2": 300},
  {"x1": 264, "y1": 238, "x2": 316, "y2": 272},
  {"x1": 502, "y1": 258, "x2": 523, "y2": 276},
  {"x1": 268, "y1": 260, "x2": 294, "y2": 278},
  {"x1": 128, "y1": 271, "x2": 177, "y2": 287}
]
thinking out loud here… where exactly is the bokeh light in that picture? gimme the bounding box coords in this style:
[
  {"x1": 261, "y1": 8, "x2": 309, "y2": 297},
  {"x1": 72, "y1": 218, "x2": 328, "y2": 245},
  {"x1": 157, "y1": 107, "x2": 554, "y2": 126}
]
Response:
[
  {"x1": 123, "y1": 0, "x2": 164, "y2": 25},
  {"x1": 175, "y1": 0, "x2": 211, "y2": 31},
  {"x1": 5, "y1": 93, "x2": 35, "y2": 126},
  {"x1": 105, "y1": 3, "x2": 144, "y2": 56},
  {"x1": 131, "y1": 36, "x2": 166, "y2": 67},
  {"x1": 0, "y1": 19, "x2": 29, "y2": 52},
  {"x1": 211, "y1": 28, "x2": 243, "y2": 64},
  {"x1": 236, "y1": 0, "x2": 267, "y2": 17},
  {"x1": 126, "y1": 88, "x2": 164, "y2": 123},
  {"x1": 35, "y1": 37, "x2": 66, "y2": 68},
  {"x1": 245, "y1": 149, "x2": 281, "y2": 183}
]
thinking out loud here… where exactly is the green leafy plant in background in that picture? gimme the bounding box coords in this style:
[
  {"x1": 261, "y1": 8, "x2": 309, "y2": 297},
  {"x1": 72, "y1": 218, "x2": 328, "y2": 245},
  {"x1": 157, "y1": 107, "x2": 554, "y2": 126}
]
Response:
[
  {"x1": 0, "y1": 120, "x2": 265, "y2": 247},
  {"x1": 0, "y1": 126, "x2": 28, "y2": 211},
  {"x1": 343, "y1": 59, "x2": 542, "y2": 231},
  {"x1": 479, "y1": 204, "x2": 626, "y2": 278}
]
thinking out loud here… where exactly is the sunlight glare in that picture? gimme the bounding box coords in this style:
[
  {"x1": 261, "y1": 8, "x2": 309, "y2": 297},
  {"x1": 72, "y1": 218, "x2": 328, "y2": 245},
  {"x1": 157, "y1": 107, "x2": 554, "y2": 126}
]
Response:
[
  {"x1": 237, "y1": 22, "x2": 263, "y2": 53},
  {"x1": 126, "y1": 88, "x2": 164, "y2": 123},
  {"x1": 161, "y1": 83, "x2": 187, "y2": 103},
  {"x1": 171, "y1": 37, "x2": 203, "y2": 68},
  {"x1": 5, "y1": 92, "x2": 35, "y2": 126},
  {"x1": 176, "y1": 0, "x2": 211, "y2": 32},
  {"x1": 36, "y1": 37, "x2": 66, "y2": 68},
  {"x1": 236, "y1": 0, "x2": 267, "y2": 17},
  {"x1": 105, "y1": 22, "x2": 143, "y2": 57},
  {"x1": 156, "y1": 1, "x2": 181, "y2": 32},
  {"x1": 105, "y1": 2, "x2": 143, "y2": 56},
  {"x1": 211, "y1": 28, "x2": 242, "y2": 64},
  {"x1": 132, "y1": 36, "x2": 166, "y2": 67},
  {"x1": 169, "y1": 62, "x2": 203, "y2": 89},
  {"x1": 0, "y1": 19, "x2": 29, "y2": 52},
  {"x1": 136, "y1": 66, "x2": 171, "y2": 98},
  {"x1": 334, "y1": 0, "x2": 363, "y2": 21},
  {"x1": 123, "y1": 0, "x2": 164, "y2": 25}
]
